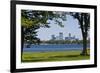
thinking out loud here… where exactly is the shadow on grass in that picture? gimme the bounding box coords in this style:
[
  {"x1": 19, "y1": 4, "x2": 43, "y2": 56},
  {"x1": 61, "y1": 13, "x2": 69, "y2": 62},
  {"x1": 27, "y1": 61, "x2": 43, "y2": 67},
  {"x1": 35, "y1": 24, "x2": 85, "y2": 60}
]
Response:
[
  {"x1": 22, "y1": 54, "x2": 90, "y2": 62},
  {"x1": 22, "y1": 59, "x2": 46, "y2": 62},
  {"x1": 49, "y1": 55, "x2": 79, "y2": 58}
]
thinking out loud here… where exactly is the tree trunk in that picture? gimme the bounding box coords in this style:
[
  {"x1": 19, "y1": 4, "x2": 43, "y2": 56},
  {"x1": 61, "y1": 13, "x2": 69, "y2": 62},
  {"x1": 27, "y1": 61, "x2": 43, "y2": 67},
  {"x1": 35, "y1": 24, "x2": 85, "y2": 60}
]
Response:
[
  {"x1": 80, "y1": 34, "x2": 88, "y2": 55},
  {"x1": 21, "y1": 26, "x2": 24, "y2": 61}
]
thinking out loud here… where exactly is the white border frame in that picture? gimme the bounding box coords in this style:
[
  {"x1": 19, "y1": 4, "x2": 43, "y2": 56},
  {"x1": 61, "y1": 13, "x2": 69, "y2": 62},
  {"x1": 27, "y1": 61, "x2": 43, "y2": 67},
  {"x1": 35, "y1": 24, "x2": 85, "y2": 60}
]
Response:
[{"x1": 16, "y1": 4, "x2": 95, "y2": 69}]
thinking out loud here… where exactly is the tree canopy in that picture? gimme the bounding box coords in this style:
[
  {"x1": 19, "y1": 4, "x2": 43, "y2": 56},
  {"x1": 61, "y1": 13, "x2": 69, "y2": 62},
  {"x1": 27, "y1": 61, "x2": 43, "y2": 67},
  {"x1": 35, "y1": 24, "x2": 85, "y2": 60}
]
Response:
[
  {"x1": 21, "y1": 10, "x2": 67, "y2": 28},
  {"x1": 21, "y1": 10, "x2": 67, "y2": 46}
]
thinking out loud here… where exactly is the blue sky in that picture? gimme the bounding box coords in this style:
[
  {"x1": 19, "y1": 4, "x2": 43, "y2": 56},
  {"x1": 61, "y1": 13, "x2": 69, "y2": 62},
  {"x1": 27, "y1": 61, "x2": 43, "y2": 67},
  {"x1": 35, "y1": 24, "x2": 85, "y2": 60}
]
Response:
[{"x1": 37, "y1": 15, "x2": 82, "y2": 40}]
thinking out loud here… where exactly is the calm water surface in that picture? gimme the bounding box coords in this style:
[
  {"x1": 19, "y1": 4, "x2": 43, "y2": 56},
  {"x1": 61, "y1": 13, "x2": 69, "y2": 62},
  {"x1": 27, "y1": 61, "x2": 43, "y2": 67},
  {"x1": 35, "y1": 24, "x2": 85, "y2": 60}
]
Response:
[{"x1": 23, "y1": 44, "x2": 90, "y2": 52}]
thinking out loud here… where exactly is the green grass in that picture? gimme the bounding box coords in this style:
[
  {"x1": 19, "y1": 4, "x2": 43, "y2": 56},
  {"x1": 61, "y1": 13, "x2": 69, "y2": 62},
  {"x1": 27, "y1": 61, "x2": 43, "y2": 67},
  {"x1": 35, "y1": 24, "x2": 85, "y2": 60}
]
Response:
[{"x1": 22, "y1": 49, "x2": 90, "y2": 62}]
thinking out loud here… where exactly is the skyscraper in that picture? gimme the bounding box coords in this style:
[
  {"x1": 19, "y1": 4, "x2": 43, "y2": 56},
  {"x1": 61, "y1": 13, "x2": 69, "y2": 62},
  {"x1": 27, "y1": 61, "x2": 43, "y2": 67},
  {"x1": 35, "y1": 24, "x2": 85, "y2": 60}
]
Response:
[
  {"x1": 59, "y1": 32, "x2": 63, "y2": 40},
  {"x1": 69, "y1": 33, "x2": 71, "y2": 38},
  {"x1": 51, "y1": 35, "x2": 56, "y2": 40}
]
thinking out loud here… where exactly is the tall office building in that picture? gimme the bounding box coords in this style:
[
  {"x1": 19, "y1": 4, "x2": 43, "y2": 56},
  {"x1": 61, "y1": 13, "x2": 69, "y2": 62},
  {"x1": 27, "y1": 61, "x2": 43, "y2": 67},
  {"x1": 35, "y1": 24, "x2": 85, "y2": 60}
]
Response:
[
  {"x1": 69, "y1": 33, "x2": 71, "y2": 38},
  {"x1": 51, "y1": 35, "x2": 56, "y2": 40},
  {"x1": 59, "y1": 32, "x2": 63, "y2": 40}
]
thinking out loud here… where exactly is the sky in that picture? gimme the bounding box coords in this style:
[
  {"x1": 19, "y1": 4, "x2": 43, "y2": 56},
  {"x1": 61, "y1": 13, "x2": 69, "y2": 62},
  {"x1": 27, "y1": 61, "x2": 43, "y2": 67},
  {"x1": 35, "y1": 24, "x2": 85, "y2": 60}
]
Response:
[{"x1": 36, "y1": 15, "x2": 82, "y2": 41}]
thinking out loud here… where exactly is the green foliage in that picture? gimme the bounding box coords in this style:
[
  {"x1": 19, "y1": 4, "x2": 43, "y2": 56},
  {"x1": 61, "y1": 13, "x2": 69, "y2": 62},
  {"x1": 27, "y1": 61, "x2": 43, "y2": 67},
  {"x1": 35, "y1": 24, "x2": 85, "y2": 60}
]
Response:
[
  {"x1": 70, "y1": 12, "x2": 90, "y2": 32},
  {"x1": 21, "y1": 10, "x2": 67, "y2": 28},
  {"x1": 21, "y1": 10, "x2": 67, "y2": 46},
  {"x1": 21, "y1": 17, "x2": 33, "y2": 27}
]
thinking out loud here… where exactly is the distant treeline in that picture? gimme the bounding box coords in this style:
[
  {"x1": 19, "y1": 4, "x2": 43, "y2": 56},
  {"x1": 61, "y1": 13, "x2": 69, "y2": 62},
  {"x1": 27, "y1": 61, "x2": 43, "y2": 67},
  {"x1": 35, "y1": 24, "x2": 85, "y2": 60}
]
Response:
[{"x1": 40, "y1": 40, "x2": 90, "y2": 44}]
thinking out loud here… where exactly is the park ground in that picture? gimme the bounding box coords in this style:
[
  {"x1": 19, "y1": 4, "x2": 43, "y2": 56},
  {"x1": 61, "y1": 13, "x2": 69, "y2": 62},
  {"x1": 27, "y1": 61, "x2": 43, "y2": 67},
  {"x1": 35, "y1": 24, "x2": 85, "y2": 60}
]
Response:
[{"x1": 22, "y1": 49, "x2": 90, "y2": 62}]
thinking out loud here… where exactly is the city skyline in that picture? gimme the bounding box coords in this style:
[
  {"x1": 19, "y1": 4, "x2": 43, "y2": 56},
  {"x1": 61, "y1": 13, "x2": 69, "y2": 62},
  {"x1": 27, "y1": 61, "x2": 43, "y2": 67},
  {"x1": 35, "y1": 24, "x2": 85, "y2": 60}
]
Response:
[
  {"x1": 51, "y1": 32, "x2": 79, "y2": 41},
  {"x1": 36, "y1": 15, "x2": 89, "y2": 41}
]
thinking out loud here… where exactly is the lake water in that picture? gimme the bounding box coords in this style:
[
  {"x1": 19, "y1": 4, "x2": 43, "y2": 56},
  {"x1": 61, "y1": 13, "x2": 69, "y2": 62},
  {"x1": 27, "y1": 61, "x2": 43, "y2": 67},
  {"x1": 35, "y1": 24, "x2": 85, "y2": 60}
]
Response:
[{"x1": 23, "y1": 44, "x2": 90, "y2": 52}]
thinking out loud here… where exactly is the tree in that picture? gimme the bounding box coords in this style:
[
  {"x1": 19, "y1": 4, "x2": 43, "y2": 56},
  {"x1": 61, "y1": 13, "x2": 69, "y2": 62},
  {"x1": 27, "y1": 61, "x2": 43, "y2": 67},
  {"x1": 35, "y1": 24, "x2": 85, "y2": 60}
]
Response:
[
  {"x1": 21, "y1": 10, "x2": 66, "y2": 46},
  {"x1": 21, "y1": 10, "x2": 67, "y2": 60},
  {"x1": 70, "y1": 12, "x2": 90, "y2": 55}
]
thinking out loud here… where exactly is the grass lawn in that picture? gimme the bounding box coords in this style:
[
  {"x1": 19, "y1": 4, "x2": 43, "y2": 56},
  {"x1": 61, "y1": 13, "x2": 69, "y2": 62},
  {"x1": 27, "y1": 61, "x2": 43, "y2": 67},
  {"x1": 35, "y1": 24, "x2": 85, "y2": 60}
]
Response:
[{"x1": 22, "y1": 49, "x2": 90, "y2": 62}]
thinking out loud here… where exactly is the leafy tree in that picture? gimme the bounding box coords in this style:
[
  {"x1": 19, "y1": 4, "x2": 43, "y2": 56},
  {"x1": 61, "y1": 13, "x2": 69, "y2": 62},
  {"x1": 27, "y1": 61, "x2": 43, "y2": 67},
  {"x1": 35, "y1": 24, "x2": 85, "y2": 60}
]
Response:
[
  {"x1": 21, "y1": 10, "x2": 66, "y2": 46},
  {"x1": 70, "y1": 12, "x2": 90, "y2": 55},
  {"x1": 21, "y1": 10, "x2": 67, "y2": 60}
]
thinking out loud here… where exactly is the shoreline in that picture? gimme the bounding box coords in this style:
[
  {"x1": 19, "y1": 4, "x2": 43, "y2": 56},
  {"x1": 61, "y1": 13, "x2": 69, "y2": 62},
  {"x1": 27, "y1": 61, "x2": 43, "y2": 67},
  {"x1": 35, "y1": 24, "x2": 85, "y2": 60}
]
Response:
[{"x1": 23, "y1": 48, "x2": 90, "y2": 52}]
